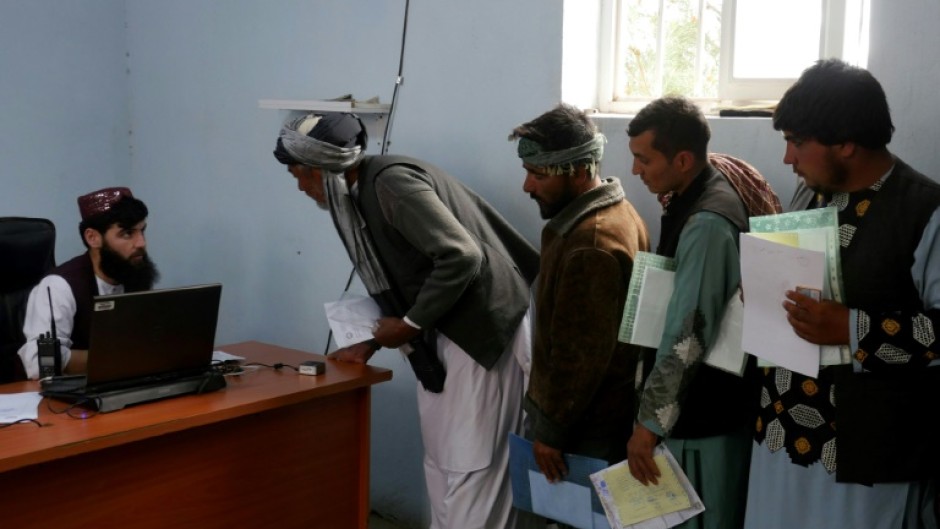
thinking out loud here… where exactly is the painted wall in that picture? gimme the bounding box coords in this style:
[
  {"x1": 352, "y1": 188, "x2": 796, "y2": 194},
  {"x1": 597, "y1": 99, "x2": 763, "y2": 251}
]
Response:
[
  {"x1": 1, "y1": 1, "x2": 938, "y2": 527},
  {"x1": 0, "y1": 0, "x2": 129, "y2": 260}
]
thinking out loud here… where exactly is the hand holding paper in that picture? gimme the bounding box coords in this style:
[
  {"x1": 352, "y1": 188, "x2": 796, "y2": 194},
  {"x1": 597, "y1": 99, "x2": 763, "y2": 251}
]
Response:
[
  {"x1": 324, "y1": 294, "x2": 382, "y2": 348},
  {"x1": 739, "y1": 233, "x2": 826, "y2": 377},
  {"x1": 782, "y1": 289, "x2": 850, "y2": 345}
]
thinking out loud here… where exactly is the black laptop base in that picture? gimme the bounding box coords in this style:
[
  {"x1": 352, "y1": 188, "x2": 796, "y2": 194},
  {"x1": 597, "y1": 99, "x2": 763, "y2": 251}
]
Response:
[{"x1": 41, "y1": 370, "x2": 226, "y2": 413}]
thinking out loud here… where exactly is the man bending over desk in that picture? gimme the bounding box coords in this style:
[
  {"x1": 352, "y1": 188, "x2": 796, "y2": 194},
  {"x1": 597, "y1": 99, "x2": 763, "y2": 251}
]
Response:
[{"x1": 18, "y1": 187, "x2": 159, "y2": 379}]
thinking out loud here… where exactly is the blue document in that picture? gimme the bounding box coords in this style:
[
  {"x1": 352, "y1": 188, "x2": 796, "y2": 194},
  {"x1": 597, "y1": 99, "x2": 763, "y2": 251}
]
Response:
[{"x1": 509, "y1": 433, "x2": 612, "y2": 529}]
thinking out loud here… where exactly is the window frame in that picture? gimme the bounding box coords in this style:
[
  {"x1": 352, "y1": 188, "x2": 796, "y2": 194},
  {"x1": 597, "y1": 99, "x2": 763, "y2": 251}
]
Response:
[{"x1": 593, "y1": 0, "x2": 865, "y2": 114}]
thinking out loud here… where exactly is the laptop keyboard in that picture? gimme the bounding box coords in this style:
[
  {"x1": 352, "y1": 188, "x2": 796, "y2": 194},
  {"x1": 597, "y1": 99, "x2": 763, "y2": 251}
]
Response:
[
  {"x1": 41, "y1": 375, "x2": 87, "y2": 393},
  {"x1": 42, "y1": 368, "x2": 210, "y2": 395}
]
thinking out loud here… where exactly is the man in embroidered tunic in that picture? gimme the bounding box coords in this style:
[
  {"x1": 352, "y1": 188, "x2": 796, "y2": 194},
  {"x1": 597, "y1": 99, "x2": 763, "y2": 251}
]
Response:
[
  {"x1": 510, "y1": 104, "x2": 650, "y2": 491},
  {"x1": 626, "y1": 97, "x2": 781, "y2": 529},
  {"x1": 17, "y1": 187, "x2": 158, "y2": 379},
  {"x1": 272, "y1": 113, "x2": 540, "y2": 529},
  {"x1": 744, "y1": 59, "x2": 939, "y2": 529}
]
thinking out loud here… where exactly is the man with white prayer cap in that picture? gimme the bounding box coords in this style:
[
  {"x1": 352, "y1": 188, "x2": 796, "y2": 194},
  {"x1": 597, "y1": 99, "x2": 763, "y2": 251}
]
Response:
[
  {"x1": 273, "y1": 112, "x2": 540, "y2": 529},
  {"x1": 17, "y1": 187, "x2": 159, "y2": 379}
]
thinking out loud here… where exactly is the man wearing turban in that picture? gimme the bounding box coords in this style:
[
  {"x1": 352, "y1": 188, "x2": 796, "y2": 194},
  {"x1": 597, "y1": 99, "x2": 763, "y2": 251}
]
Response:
[
  {"x1": 18, "y1": 187, "x2": 159, "y2": 379},
  {"x1": 509, "y1": 104, "x2": 650, "y2": 510},
  {"x1": 273, "y1": 113, "x2": 539, "y2": 529}
]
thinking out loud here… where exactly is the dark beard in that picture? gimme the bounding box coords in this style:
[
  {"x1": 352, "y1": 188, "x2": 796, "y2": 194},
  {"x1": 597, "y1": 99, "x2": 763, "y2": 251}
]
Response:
[
  {"x1": 99, "y1": 243, "x2": 160, "y2": 292},
  {"x1": 534, "y1": 185, "x2": 578, "y2": 219}
]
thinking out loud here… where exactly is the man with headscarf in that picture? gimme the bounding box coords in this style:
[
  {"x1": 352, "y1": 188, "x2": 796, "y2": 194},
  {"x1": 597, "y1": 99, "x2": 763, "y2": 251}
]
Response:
[
  {"x1": 18, "y1": 187, "x2": 159, "y2": 379},
  {"x1": 509, "y1": 104, "x2": 650, "y2": 500},
  {"x1": 272, "y1": 112, "x2": 540, "y2": 529}
]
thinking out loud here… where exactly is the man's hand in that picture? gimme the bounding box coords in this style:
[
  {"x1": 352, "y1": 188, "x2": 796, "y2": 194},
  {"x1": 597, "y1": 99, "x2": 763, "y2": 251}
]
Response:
[
  {"x1": 372, "y1": 316, "x2": 421, "y2": 349},
  {"x1": 533, "y1": 440, "x2": 567, "y2": 483},
  {"x1": 328, "y1": 341, "x2": 377, "y2": 364},
  {"x1": 627, "y1": 423, "x2": 661, "y2": 485},
  {"x1": 783, "y1": 290, "x2": 849, "y2": 345}
]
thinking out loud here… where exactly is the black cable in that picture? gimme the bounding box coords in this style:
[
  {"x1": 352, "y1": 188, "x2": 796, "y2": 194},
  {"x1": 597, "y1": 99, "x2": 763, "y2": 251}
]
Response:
[
  {"x1": 242, "y1": 361, "x2": 300, "y2": 372},
  {"x1": 322, "y1": 0, "x2": 409, "y2": 354},
  {"x1": 45, "y1": 398, "x2": 99, "y2": 419},
  {"x1": 0, "y1": 418, "x2": 45, "y2": 429},
  {"x1": 380, "y1": 0, "x2": 411, "y2": 155}
]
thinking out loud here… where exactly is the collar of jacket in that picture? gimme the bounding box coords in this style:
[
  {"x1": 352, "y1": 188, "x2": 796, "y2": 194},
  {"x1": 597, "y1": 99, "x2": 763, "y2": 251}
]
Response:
[{"x1": 546, "y1": 177, "x2": 625, "y2": 237}]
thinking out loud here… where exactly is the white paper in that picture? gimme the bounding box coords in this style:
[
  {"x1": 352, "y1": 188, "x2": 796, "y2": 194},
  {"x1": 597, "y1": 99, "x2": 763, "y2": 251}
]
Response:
[
  {"x1": 324, "y1": 294, "x2": 382, "y2": 348},
  {"x1": 590, "y1": 445, "x2": 705, "y2": 529},
  {"x1": 630, "y1": 267, "x2": 676, "y2": 348},
  {"x1": 740, "y1": 233, "x2": 826, "y2": 377},
  {"x1": 705, "y1": 290, "x2": 747, "y2": 375},
  {"x1": 629, "y1": 268, "x2": 747, "y2": 376},
  {"x1": 529, "y1": 470, "x2": 596, "y2": 528},
  {"x1": 792, "y1": 228, "x2": 849, "y2": 366},
  {"x1": 0, "y1": 392, "x2": 43, "y2": 423},
  {"x1": 212, "y1": 350, "x2": 245, "y2": 363}
]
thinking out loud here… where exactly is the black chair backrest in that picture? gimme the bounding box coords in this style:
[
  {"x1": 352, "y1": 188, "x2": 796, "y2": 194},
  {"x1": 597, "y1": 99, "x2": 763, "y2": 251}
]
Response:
[{"x1": 0, "y1": 217, "x2": 56, "y2": 382}]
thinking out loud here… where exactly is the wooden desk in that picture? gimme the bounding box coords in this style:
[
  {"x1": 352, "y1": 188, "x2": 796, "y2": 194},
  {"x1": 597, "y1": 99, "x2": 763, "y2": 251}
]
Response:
[{"x1": 0, "y1": 341, "x2": 392, "y2": 529}]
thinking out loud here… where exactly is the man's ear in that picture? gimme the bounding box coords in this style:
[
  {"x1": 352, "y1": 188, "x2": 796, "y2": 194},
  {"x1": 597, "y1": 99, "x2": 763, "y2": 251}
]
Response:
[
  {"x1": 836, "y1": 142, "x2": 858, "y2": 159},
  {"x1": 83, "y1": 227, "x2": 102, "y2": 249},
  {"x1": 573, "y1": 164, "x2": 595, "y2": 186},
  {"x1": 673, "y1": 151, "x2": 696, "y2": 172}
]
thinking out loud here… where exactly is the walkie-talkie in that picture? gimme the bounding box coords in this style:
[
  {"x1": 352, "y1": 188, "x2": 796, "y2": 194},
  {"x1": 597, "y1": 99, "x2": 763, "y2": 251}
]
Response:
[{"x1": 37, "y1": 286, "x2": 62, "y2": 378}]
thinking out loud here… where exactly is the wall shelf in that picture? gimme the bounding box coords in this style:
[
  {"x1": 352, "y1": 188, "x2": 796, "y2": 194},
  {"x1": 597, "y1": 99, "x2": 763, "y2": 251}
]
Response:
[{"x1": 258, "y1": 99, "x2": 390, "y2": 114}]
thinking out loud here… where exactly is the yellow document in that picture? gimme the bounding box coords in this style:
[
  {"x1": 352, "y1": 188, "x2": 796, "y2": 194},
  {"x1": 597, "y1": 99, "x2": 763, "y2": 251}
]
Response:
[
  {"x1": 606, "y1": 456, "x2": 689, "y2": 525},
  {"x1": 591, "y1": 446, "x2": 704, "y2": 528}
]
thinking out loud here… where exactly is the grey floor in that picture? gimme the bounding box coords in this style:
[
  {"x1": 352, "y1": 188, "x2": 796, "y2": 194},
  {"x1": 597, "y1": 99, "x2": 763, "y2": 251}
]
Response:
[
  {"x1": 368, "y1": 511, "x2": 410, "y2": 529},
  {"x1": 368, "y1": 512, "x2": 560, "y2": 528}
]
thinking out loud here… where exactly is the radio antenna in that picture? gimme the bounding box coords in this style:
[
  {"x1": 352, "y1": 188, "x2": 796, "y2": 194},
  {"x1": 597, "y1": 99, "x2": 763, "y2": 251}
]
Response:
[{"x1": 46, "y1": 286, "x2": 57, "y2": 339}]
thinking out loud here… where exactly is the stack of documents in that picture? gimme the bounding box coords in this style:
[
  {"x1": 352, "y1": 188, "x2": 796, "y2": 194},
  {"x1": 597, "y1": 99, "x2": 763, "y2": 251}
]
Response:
[
  {"x1": 619, "y1": 206, "x2": 849, "y2": 378},
  {"x1": 618, "y1": 252, "x2": 748, "y2": 376},
  {"x1": 739, "y1": 232, "x2": 826, "y2": 377},
  {"x1": 747, "y1": 206, "x2": 850, "y2": 368},
  {"x1": 509, "y1": 434, "x2": 610, "y2": 529},
  {"x1": 509, "y1": 433, "x2": 704, "y2": 529},
  {"x1": 590, "y1": 446, "x2": 704, "y2": 529}
]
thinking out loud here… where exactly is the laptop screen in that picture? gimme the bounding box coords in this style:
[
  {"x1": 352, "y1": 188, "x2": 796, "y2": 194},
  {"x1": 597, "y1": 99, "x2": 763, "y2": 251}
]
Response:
[{"x1": 85, "y1": 283, "x2": 222, "y2": 386}]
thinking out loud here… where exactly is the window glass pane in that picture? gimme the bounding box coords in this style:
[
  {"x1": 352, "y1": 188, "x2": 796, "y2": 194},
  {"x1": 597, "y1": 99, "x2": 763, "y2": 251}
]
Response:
[
  {"x1": 733, "y1": 0, "x2": 821, "y2": 79},
  {"x1": 696, "y1": 0, "x2": 722, "y2": 97},
  {"x1": 617, "y1": 0, "x2": 723, "y2": 100},
  {"x1": 618, "y1": 0, "x2": 661, "y2": 98},
  {"x1": 661, "y1": 0, "x2": 700, "y2": 97}
]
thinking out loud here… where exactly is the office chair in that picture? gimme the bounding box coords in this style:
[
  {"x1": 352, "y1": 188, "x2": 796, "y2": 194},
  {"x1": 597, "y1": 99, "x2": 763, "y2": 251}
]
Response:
[{"x1": 0, "y1": 217, "x2": 56, "y2": 382}]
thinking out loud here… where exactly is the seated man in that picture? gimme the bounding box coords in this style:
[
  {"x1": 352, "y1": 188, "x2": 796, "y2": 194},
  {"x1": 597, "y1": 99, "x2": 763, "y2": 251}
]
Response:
[{"x1": 17, "y1": 187, "x2": 159, "y2": 379}]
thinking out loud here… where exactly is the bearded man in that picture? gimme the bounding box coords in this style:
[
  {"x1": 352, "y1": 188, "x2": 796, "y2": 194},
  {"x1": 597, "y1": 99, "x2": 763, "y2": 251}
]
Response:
[
  {"x1": 273, "y1": 112, "x2": 540, "y2": 529},
  {"x1": 18, "y1": 187, "x2": 159, "y2": 379},
  {"x1": 510, "y1": 104, "x2": 650, "y2": 498}
]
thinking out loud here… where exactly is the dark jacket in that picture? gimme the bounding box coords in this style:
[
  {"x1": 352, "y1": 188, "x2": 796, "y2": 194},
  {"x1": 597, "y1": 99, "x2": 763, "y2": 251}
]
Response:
[
  {"x1": 354, "y1": 155, "x2": 539, "y2": 370},
  {"x1": 525, "y1": 178, "x2": 650, "y2": 455}
]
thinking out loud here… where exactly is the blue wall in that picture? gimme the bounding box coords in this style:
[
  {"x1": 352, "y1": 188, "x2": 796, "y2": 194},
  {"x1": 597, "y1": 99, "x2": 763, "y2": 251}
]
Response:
[
  {"x1": 0, "y1": 0, "x2": 129, "y2": 260},
  {"x1": 1, "y1": 1, "x2": 938, "y2": 526}
]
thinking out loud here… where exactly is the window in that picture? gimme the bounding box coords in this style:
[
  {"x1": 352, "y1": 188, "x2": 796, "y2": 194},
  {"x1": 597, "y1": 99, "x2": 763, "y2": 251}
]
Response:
[{"x1": 566, "y1": 0, "x2": 870, "y2": 113}]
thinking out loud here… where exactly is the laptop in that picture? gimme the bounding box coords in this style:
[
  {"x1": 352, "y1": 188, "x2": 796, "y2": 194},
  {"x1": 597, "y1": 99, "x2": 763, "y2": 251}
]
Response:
[{"x1": 40, "y1": 283, "x2": 226, "y2": 412}]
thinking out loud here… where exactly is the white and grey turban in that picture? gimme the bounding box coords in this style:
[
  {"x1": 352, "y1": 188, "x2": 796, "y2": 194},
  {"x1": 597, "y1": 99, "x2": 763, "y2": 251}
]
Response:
[{"x1": 274, "y1": 113, "x2": 366, "y2": 172}]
